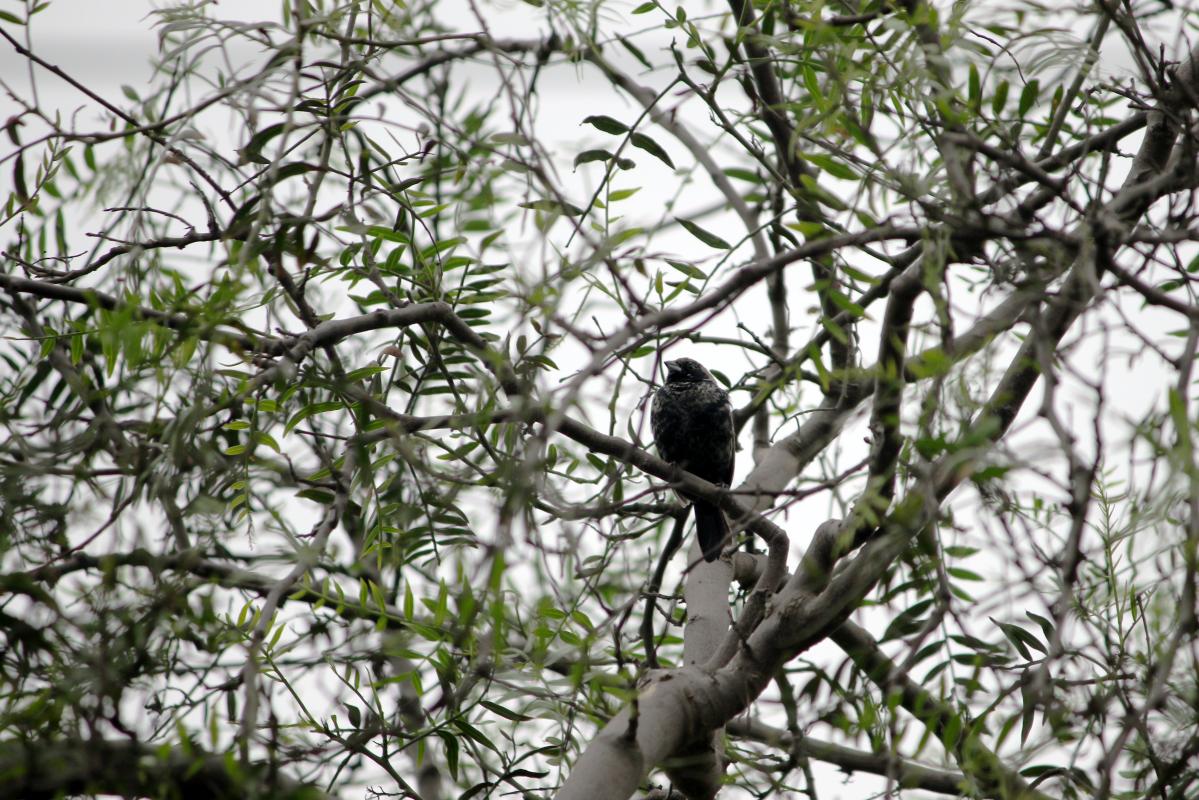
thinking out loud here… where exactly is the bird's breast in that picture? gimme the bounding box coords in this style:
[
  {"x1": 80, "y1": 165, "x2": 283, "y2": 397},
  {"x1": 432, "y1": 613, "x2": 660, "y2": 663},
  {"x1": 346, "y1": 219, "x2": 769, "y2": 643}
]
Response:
[{"x1": 651, "y1": 384, "x2": 734, "y2": 483}]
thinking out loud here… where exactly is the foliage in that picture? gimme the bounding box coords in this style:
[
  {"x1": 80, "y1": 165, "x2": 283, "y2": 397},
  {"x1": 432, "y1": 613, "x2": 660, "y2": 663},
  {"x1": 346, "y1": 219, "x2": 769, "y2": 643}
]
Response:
[{"x1": 1, "y1": 0, "x2": 1198, "y2": 798}]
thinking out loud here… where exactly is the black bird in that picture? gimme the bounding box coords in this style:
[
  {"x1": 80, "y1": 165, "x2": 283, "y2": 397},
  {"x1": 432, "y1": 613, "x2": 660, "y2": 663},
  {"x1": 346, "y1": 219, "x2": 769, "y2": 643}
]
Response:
[{"x1": 651, "y1": 357, "x2": 735, "y2": 562}]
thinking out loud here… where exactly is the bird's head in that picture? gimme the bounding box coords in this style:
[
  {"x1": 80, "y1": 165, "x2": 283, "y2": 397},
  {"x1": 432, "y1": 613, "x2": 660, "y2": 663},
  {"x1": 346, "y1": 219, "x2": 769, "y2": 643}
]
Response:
[{"x1": 664, "y1": 358, "x2": 714, "y2": 384}]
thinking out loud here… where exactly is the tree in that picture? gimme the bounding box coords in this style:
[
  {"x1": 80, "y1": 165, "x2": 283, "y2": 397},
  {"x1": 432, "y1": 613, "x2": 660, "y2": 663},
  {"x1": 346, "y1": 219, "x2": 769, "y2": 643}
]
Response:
[{"x1": 2, "y1": 0, "x2": 1198, "y2": 797}]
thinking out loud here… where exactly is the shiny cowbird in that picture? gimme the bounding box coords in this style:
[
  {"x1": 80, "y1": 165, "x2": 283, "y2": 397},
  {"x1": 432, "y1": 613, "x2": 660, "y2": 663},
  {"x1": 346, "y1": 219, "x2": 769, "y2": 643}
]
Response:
[{"x1": 651, "y1": 358, "x2": 735, "y2": 562}]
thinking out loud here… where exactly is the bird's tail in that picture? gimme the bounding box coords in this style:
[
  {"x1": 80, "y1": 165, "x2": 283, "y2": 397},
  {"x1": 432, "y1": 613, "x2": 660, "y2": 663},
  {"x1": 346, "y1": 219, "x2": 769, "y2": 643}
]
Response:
[{"x1": 693, "y1": 501, "x2": 729, "y2": 562}]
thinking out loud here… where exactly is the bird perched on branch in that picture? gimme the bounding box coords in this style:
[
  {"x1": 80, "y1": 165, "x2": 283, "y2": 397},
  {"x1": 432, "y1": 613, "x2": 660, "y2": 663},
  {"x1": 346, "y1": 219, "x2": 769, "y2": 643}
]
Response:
[{"x1": 651, "y1": 357, "x2": 735, "y2": 562}]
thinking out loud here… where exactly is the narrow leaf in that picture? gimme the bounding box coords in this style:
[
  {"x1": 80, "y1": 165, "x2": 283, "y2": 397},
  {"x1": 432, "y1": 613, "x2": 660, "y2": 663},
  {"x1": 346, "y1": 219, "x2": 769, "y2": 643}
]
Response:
[
  {"x1": 582, "y1": 115, "x2": 629, "y2": 135},
  {"x1": 676, "y1": 217, "x2": 730, "y2": 249},
  {"x1": 630, "y1": 132, "x2": 674, "y2": 168}
]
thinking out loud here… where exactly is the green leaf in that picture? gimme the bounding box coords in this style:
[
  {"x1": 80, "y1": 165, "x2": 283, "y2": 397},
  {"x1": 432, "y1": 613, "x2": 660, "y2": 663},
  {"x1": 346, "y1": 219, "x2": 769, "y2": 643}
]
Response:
[
  {"x1": 519, "y1": 199, "x2": 586, "y2": 216},
  {"x1": 1026, "y1": 610, "x2": 1055, "y2": 642},
  {"x1": 605, "y1": 227, "x2": 642, "y2": 247},
  {"x1": 479, "y1": 700, "x2": 532, "y2": 721},
  {"x1": 582, "y1": 115, "x2": 629, "y2": 135},
  {"x1": 1018, "y1": 79, "x2": 1039, "y2": 116},
  {"x1": 285, "y1": 401, "x2": 343, "y2": 434},
  {"x1": 826, "y1": 289, "x2": 866, "y2": 318},
  {"x1": 239, "y1": 122, "x2": 287, "y2": 165},
  {"x1": 344, "y1": 365, "x2": 387, "y2": 382},
  {"x1": 787, "y1": 220, "x2": 825, "y2": 238},
  {"x1": 723, "y1": 167, "x2": 760, "y2": 183},
  {"x1": 575, "y1": 148, "x2": 616, "y2": 166},
  {"x1": 453, "y1": 719, "x2": 499, "y2": 752},
  {"x1": 253, "y1": 431, "x2": 281, "y2": 453},
  {"x1": 630, "y1": 132, "x2": 674, "y2": 168},
  {"x1": 12, "y1": 152, "x2": 27, "y2": 202},
  {"x1": 490, "y1": 132, "x2": 530, "y2": 146},
  {"x1": 631, "y1": 1, "x2": 656, "y2": 12},
  {"x1": 941, "y1": 713, "x2": 962, "y2": 750},
  {"x1": 676, "y1": 217, "x2": 730, "y2": 249},
  {"x1": 991, "y1": 617, "x2": 1046, "y2": 659},
  {"x1": 618, "y1": 36, "x2": 653, "y2": 70},
  {"x1": 439, "y1": 730, "x2": 460, "y2": 780},
  {"x1": 54, "y1": 208, "x2": 67, "y2": 254},
  {"x1": 665, "y1": 259, "x2": 706, "y2": 279},
  {"x1": 420, "y1": 236, "x2": 466, "y2": 258},
  {"x1": 882, "y1": 598, "x2": 933, "y2": 641},
  {"x1": 947, "y1": 567, "x2": 983, "y2": 582},
  {"x1": 799, "y1": 173, "x2": 847, "y2": 211},
  {"x1": 802, "y1": 64, "x2": 822, "y2": 102},
  {"x1": 1020, "y1": 683, "x2": 1037, "y2": 745},
  {"x1": 296, "y1": 488, "x2": 335, "y2": 504},
  {"x1": 800, "y1": 153, "x2": 857, "y2": 181},
  {"x1": 992, "y1": 80, "x2": 1009, "y2": 115},
  {"x1": 966, "y1": 455, "x2": 1008, "y2": 478},
  {"x1": 274, "y1": 162, "x2": 318, "y2": 180}
]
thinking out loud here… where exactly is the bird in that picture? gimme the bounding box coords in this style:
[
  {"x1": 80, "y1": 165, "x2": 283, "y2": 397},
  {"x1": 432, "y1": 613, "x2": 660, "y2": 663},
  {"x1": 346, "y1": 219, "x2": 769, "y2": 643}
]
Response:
[{"x1": 651, "y1": 357, "x2": 736, "y2": 562}]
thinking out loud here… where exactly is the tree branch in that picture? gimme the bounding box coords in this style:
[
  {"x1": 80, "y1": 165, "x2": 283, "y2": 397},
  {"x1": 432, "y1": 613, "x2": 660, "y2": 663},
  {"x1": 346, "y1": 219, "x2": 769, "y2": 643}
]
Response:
[{"x1": 0, "y1": 737, "x2": 329, "y2": 800}]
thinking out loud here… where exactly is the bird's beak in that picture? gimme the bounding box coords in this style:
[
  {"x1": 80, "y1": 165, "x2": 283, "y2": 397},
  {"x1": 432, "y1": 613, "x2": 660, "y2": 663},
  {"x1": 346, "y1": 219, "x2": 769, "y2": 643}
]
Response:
[{"x1": 664, "y1": 360, "x2": 681, "y2": 378}]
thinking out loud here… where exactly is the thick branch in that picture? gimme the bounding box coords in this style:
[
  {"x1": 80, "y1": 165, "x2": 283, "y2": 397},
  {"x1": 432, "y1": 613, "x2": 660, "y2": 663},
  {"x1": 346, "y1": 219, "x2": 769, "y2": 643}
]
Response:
[
  {"x1": 727, "y1": 718, "x2": 967, "y2": 797},
  {"x1": 10, "y1": 548, "x2": 414, "y2": 631},
  {"x1": 0, "y1": 737, "x2": 328, "y2": 800},
  {"x1": 0, "y1": 272, "x2": 264, "y2": 352}
]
